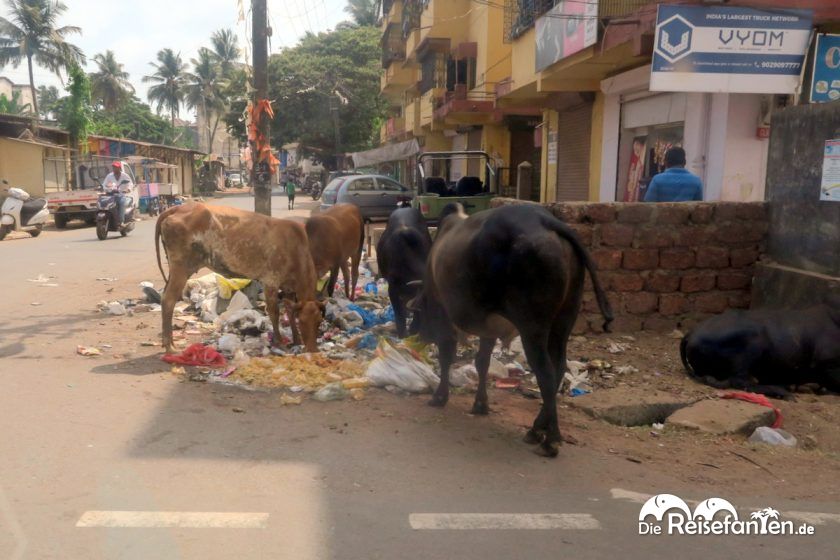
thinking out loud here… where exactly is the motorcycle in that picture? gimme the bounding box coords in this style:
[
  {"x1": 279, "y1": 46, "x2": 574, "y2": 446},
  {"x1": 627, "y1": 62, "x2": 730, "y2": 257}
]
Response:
[
  {"x1": 0, "y1": 179, "x2": 49, "y2": 241},
  {"x1": 95, "y1": 179, "x2": 136, "y2": 240},
  {"x1": 310, "y1": 182, "x2": 322, "y2": 200}
]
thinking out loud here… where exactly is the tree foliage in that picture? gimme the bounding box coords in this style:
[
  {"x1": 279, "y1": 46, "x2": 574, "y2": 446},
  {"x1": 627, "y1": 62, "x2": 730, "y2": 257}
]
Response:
[
  {"x1": 143, "y1": 48, "x2": 187, "y2": 126},
  {"x1": 36, "y1": 84, "x2": 59, "y2": 118},
  {"x1": 89, "y1": 50, "x2": 134, "y2": 112},
  {"x1": 61, "y1": 64, "x2": 92, "y2": 148},
  {"x1": 0, "y1": 0, "x2": 84, "y2": 116},
  {"x1": 266, "y1": 25, "x2": 386, "y2": 167},
  {"x1": 0, "y1": 89, "x2": 31, "y2": 114},
  {"x1": 344, "y1": 0, "x2": 379, "y2": 26},
  {"x1": 90, "y1": 97, "x2": 181, "y2": 146}
]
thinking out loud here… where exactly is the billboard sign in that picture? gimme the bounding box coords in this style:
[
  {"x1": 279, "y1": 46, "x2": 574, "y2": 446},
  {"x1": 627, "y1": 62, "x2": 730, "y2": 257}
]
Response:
[
  {"x1": 810, "y1": 34, "x2": 840, "y2": 103},
  {"x1": 651, "y1": 5, "x2": 812, "y2": 93},
  {"x1": 535, "y1": 0, "x2": 598, "y2": 72}
]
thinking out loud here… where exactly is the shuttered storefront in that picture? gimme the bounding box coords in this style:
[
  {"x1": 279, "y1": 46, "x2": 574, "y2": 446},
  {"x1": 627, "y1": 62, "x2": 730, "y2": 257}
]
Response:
[{"x1": 554, "y1": 102, "x2": 592, "y2": 201}]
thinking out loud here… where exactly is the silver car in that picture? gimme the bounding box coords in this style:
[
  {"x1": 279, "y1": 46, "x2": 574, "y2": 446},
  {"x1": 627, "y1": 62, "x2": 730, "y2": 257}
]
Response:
[{"x1": 319, "y1": 174, "x2": 413, "y2": 220}]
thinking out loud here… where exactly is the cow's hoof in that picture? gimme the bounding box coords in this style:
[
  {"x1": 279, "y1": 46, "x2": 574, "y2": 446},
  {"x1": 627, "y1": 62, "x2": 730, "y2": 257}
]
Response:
[
  {"x1": 428, "y1": 395, "x2": 448, "y2": 407},
  {"x1": 470, "y1": 401, "x2": 489, "y2": 415},
  {"x1": 533, "y1": 441, "x2": 560, "y2": 458},
  {"x1": 523, "y1": 429, "x2": 544, "y2": 444}
]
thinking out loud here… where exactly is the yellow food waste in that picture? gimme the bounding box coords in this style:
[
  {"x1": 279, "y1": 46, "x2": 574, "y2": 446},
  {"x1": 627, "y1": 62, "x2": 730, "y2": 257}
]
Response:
[{"x1": 229, "y1": 354, "x2": 366, "y2": 391}]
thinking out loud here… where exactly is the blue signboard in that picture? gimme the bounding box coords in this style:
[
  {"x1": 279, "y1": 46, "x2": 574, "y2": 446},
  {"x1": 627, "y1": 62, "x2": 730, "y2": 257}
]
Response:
[
  {"x1": 651, "y1": 5, "x2": 813, "y2": 94},
  {"x1": 810, "y1": 34, "x2": 840, "y2": 103}
]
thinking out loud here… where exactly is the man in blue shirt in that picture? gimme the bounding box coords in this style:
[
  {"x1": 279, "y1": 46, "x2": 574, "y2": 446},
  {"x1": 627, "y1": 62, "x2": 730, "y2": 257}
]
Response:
[{"x1": 644, "y1": 147, "x2": 703, "y2": 202}]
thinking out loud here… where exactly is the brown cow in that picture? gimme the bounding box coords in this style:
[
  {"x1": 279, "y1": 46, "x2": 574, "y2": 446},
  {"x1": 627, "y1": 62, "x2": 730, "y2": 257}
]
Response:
[
  {"x1": 305, "y1": 203, "x2": 364, "y2": 301},
  {"x1": 155, "y1": 202, "x2": 323, "y2": 353}
]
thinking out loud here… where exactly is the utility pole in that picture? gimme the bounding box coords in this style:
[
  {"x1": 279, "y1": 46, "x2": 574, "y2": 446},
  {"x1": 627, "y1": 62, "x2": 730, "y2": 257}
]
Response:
[
  {"x1": 330, "y1": 96, "x2": 342, "y2": 170},
  {"x1": 252, "y1": 0, "x2": 272, "y2": 215}
]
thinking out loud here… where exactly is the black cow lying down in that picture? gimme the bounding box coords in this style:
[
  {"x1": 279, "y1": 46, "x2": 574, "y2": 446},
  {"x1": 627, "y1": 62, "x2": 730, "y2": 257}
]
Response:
[
  {"x1": 681, "y1": 296, "x2": 840, "y2": 400},
  {"x1": 410, "y1": 204, "x2": 613, "y2": 457}
]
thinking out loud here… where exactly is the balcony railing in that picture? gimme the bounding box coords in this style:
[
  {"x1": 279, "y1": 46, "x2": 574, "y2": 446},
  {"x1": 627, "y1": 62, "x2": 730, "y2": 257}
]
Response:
[
  {"x1": 503, "y1": 0, "x2": 651, "y2": 42},
  {"x1": 382, "y1": 24, "x2": 406, "y2": 68}
]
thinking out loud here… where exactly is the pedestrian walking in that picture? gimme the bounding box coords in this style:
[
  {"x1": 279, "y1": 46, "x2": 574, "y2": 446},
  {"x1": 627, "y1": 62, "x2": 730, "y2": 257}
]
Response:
[
  {"x1": 285, "y1": 178, "x2": 297, "y2": 210},
  {"x1": 644, "y1": 147, "x2": 703, "y2": 202}
]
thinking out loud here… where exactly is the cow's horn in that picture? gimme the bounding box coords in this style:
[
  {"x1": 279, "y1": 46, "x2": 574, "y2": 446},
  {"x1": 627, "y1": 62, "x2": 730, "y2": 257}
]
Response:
[{"x1": 406, "y1": 280, "x2": 423, "y2": 288}]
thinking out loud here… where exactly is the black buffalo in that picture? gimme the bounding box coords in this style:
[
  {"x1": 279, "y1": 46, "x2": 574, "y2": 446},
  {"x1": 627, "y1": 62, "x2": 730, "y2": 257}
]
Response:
[
  {"x1": 411, "y1": 204, "x2": 613, "y2": 457},
  {"x1": 681, "y1": 296, "x2": 840, "y2": 400},
  {"x1": 376, "y1": 207, "x2": 433, "y2": 337}
]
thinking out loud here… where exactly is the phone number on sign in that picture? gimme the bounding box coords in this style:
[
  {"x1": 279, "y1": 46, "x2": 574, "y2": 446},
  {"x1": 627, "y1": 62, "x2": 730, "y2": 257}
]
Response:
[{"x1": 756, "y1": 61, "x2": 800, "y2": 69}]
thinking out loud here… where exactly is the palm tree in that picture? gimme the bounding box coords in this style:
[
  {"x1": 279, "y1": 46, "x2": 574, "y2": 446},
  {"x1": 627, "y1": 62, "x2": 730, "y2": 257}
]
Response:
[
  {"x1": 344, "y1": 0, "x2": 379, "y2": 26},
  {"x1": 0, "y1": 0, "x2": 85, "y2": 117},
  {"x1": 89, "y1": 50, "x2": 134, "y2": 112},
  {"x1": 143, "y1": 48, "x2": 186, "y2": 127},
  {"x1": 210, "y1": 28, "x2": 239, "y2": 78},
  {"x1": 185, "y1": 47, "x2": 226, "y2": 153},
  {"x1": 36, "y1": 84, "x2": 59, "y2": 118}
]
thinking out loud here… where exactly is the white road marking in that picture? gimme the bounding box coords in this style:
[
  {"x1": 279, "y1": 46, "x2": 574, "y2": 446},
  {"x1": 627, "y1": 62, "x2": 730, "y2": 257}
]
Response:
[
  {"x1": 610, "y1": 488, "x2": 652, "y2": 504},
  {"x1": 785, "y1": 512, "x2": 840, "y2": 526},
  {"x1": 409, "y1": 513, "x2": 601, "y2": 530},
  {"x1": 76, "y1": 511, "x2": 269, "y2": 529}
]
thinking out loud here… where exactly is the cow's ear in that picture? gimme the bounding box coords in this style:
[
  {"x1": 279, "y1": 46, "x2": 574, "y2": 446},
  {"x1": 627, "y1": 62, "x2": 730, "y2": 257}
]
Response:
[{"x1": 406, "y1": 295, "x2": 421, "y2": 312}]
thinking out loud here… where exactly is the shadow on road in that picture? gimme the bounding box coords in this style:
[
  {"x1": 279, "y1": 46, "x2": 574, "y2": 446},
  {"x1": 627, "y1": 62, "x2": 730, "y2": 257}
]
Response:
[{"x1": 0, "y1": 311, "x2": 103, "y2": 358}]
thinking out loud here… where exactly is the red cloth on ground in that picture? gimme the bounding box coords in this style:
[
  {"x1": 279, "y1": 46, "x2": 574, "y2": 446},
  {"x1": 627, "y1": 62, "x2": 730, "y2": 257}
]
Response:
[
  {"x1": 720, "y1": 391, "x2": 783, "y2": 428},
  {"x1": 162, "y1": 343, "x2": 227, "y2": 368}
]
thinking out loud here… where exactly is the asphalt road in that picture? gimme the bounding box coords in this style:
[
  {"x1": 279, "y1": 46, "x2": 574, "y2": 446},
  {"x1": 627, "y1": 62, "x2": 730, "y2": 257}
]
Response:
[{"x1": 1, "y1": 194, "x2": 839, "y2": 559}]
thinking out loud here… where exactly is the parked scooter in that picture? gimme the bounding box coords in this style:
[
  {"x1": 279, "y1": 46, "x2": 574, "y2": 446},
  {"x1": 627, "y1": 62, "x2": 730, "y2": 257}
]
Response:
[
  {"x1": 0, "y1": 179, "x2": 49, "y2": 240},
  {"x1": 310, "y1": 181, "x2": 322, "y2": 200},
  {"x1": 95, "y1": 179, "x2": 136, "y2": 240}
]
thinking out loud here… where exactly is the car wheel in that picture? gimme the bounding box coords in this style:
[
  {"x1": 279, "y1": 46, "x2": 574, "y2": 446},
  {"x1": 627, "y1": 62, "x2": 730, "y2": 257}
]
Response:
[{"x1": 54, "y1": 214, "x2": 68, "y2": 229}]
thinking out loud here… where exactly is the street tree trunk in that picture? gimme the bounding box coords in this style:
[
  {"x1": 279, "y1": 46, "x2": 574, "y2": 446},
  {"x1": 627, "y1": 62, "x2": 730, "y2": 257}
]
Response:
[
  {"x1": 27, "y1": 54, "x2": 39, "y2": 120},
  {"x1": 252, "y1": 0, "x2": 271, "y2": 216}
]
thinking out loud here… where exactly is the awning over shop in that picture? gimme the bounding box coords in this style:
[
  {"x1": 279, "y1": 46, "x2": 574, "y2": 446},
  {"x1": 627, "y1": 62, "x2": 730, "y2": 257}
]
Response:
[{"x1": 351, "y1": 139, "x2": 419, "y2": 168}]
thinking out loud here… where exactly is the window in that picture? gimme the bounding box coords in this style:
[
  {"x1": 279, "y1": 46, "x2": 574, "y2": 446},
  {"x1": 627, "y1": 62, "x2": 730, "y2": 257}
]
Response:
[
  {"x1": 377, "y1": 178, "x2": 406, "y2": 192},
  {"x1": 348, "y1": 178, "x2": 376, "y2": 192},
  {"x1": 323, "y1": 178, "x2": 345, "y2": 195},
  {"x1": 419, "y1": 52, "x2": 447, "y2": 94}
]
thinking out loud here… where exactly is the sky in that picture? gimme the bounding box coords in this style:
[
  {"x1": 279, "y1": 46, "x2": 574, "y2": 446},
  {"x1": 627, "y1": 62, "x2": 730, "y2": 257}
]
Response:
[{"x1": 0, "y1": 0, "x2": 350, "y2": 120}]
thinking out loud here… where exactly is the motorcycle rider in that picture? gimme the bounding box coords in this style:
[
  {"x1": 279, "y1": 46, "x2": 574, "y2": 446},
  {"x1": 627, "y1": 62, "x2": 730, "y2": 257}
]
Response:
[{"x1": 102, "y1": 161, "x2": 134, "y2": 226}]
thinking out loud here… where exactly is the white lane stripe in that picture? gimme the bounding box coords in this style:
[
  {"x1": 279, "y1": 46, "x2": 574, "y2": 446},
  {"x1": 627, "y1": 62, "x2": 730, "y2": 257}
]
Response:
[
  {"x1": 76, "y1": 511, "x2": 269, "y2": 529},
  {"x1": 409, "y1": 513, "x2": 601, "y2": 530}
]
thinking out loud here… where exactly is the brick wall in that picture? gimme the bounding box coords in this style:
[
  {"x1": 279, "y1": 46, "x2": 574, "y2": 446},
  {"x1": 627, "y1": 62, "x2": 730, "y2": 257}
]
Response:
[{"x1": 490, "y1": 199, "x2": 769, "y2": 333}]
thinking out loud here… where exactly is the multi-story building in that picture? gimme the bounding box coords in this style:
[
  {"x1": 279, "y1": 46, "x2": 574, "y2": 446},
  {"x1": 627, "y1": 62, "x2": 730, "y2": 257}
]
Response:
[
  {"x1": 374, "y1": 0, "x2": 544, "y2": 197},
  {"x1": 375, "y1": 0, "x2": 840, "y2": 203}
]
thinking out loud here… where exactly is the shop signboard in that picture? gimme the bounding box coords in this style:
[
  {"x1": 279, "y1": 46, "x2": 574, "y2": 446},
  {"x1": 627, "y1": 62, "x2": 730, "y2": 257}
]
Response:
[
  {"x1": 650, "y1": 5, "x2": 812, "y2": 94},
  {"x1": 535, "y1": 0, "x2": 598, "y2": 72},
  {"x1": 820, "y1": 139, "x2": 840, "y2": 202},
  {"x1": 810, "y1": 34, "x2": 840, "y2": 104}
]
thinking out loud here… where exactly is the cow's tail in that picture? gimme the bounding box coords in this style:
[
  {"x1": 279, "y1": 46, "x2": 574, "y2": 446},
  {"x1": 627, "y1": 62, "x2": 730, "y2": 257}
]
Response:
[
  {"x1": 546, "y1": 217, "x2": 614, "y2": 332},
  {"x1": 155, "y1": 209, "x2": 171, "y2": 285}
]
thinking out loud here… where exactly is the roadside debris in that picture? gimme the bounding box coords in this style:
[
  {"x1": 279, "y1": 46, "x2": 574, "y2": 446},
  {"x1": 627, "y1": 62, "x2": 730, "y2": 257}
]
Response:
[
  {"x1": 106, "y1": 301, "x2": 127, "y2": 316},
  {"x1": 749, "y1": 427, "x2": 797, "y2": 447},
  {"x1": 366, "y1": 338, "x2": 439, "y2": 393},
  {"x1": 76, "y1": 346, "x2": 102, "y2": 356},
  {"x1": 313, "y1": 382, "x2": 349, "y2": 402},
  {"x1": 162, "y1": 343, "x2": 227, "y2": 367}
]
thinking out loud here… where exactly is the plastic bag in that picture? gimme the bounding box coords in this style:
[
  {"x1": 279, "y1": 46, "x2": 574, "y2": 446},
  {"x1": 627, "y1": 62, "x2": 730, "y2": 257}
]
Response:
[
  {"x1": 346, "y1": 304, "x2": 394, "y2": 329},
  {"x1": 748, "y1": 427, "x2": 797, "y2": 447},
  {"x1": 312, "y1": 382, "x2": 348, "y2": 402},
  {"x1": 217, "y1": 333, "x2": 242, "y2": 354},
  {"x1": 216, "y1": 275, "x2": 252, "y2": 299},
  {"x1": 366, "y1": 339, "x2": 440, "y2": 393}
]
